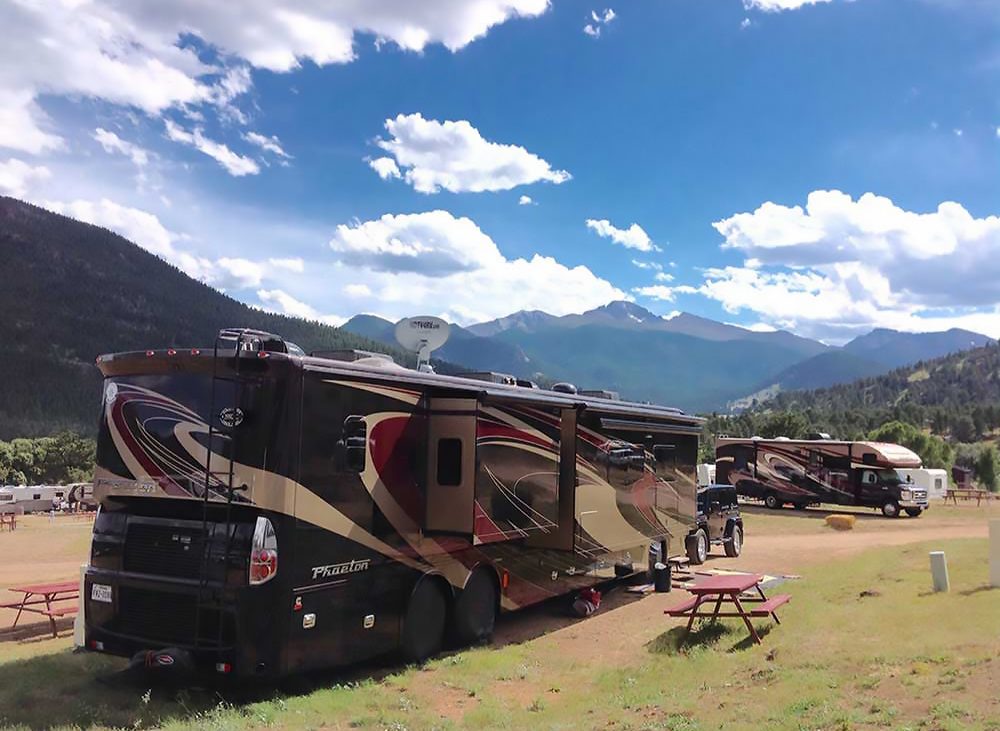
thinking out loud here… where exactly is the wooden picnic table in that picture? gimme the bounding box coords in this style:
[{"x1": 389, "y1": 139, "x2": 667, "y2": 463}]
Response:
[
  {"x1": 664, "y1": 573, "x2": 790, "y2": 645},
  {"x1": 0, "y1": 513, "x2": 15, "y2": 531},
  {"x1": 1, "y1": 580, "x2": 79, "y2": 637},
  {"x1": 945, "y1": 488, "x2": 992, "y2": 506}
]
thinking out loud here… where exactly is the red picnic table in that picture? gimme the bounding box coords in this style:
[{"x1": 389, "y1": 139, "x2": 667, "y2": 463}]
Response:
[
  {"x1": 664, "y1": 573, "x2": 790, "y2": 645},
  {"x1": 1, "y1": 580, "x2": 79, "y2": 638}
]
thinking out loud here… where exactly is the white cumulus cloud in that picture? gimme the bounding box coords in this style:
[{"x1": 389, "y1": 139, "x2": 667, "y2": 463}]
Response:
[
  {"x1": 268, "y1": 257, "x2": 305, "y2": 273},
  {"x1": 518, "y1": 195, "x2": 535, "y2": 206},
  {"x1": 370, "y1": 113, "x2": 571, "y2": 194},
  {"x1": 257, "y1": 289, "x2": 346, "y2": 326},
  {"x1": 0, "y1": 1, "x2": 549, "y2": 154},
  {"x1": 328, "y1": 209, "x2": 624, "y2": 324},
  {"x1": 330, "y1": 210, "x2": 504, "y2": 275},
  {"x1": 697, "y1": 189, "x2": 1000, "y2": 340},
  {"x1": 0, "y1": 158, "x2": 51, "y2": 198},
  {"x1": 93, "y1": 128, "x2": 150, "y2": 169},
  {"x1": 164, "y1": 120, "x2": 260, "y2": 177},
  {"x1": 584, "y1": 7, "x2": 616, "y2": 37},
  {"x1": 586, "y1": 218, "x2": 661, "y2": 252},
  {"x1": 243, "y1": 132, "x2": 291, "y2": 159},
  {"x1": 743, "y1": 0, "x2": 835, "y2": 10}
]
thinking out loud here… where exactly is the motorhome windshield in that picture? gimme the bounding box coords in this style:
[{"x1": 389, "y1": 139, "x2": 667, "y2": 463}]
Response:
[{"x1": 877, "y1": 468, "x2": 905, "y2": 484}]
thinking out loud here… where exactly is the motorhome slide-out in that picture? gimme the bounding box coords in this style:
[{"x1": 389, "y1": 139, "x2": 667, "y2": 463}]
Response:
[
  {"x1": 83, "y1": 328, "x2": 701, "y2": 678},
  {"x1": 715, "y1": 437, "x2": 928, "y2": 518}
]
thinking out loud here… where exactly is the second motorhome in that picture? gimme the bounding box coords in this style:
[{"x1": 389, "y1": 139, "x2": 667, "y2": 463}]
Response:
[{"x1": 716, "y1": 437, "x2": 928, "y2": 517}]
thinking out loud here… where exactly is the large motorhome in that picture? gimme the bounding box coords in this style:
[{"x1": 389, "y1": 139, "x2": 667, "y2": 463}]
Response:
[
  {"x1": 84, "y1": 328, "x2": 701, "y2": 678},
  {"x1": 716, "y1": 437, "x2": 927, "y2": 517}
]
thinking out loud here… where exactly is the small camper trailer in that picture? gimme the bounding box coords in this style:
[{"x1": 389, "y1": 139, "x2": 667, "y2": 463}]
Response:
[
  {"x1": 896, "y1": 468, "x2": 948, "y2": 500},
  {"x1": 0, "y1": 485, "x2": 67, "y2": 513}
]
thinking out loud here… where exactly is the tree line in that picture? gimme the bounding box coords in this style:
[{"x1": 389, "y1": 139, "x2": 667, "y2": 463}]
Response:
[{"x1": 0, "y1": 432, "x2": 96, "y2": 486}]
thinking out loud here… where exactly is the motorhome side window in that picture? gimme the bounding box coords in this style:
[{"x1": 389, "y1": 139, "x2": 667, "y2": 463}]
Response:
[
  {"x1": 808, "y1": 450, "x2": 822, "y2": 468},
  {"x1": 653, "y1": 445, "x2": 676, "y2": 480},
  {"x1": 336, "y1": 415, "x2": 367, "y2": 473},
  {"x1": 437, "y1": 438, "x2": 463, "y2": 486}
]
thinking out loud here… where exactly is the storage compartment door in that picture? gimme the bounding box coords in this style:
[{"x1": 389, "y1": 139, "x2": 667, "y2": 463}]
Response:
[{"x1": 425, "y1": 398, "x2": 477, "y2": 534}]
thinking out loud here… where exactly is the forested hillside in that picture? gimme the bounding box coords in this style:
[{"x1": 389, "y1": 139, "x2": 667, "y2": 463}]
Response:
[
  {"x1": 765, "y1": 341, "x2": 1000, "y2": 437},
  {"x1": 0, "y1": 197, "x2": 411, "y2": 438}
]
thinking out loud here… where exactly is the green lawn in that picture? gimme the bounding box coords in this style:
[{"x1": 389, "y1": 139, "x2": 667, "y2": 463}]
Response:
[{"x1": 1, "y1": 538, "x2": 998, "y2": 731}]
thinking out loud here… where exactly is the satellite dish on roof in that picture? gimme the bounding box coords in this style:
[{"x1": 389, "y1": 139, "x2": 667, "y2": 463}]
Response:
[{"x1": 395, "y1": 316, "x2": 450, "y2": 372}]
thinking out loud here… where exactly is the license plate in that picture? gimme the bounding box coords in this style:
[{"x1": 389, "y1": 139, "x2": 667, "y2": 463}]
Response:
[{"x1": 91, "y1": 584, "x2": 112, "y2": 603}]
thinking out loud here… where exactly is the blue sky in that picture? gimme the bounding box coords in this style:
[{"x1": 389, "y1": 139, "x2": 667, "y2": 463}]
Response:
[{"x1": 2, "y1": 0, "x2": 999, "y2": 343}]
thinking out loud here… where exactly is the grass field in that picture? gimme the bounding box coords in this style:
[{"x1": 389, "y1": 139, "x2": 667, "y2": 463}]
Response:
[{"x1": 1, "y1": 509, "x2": 998, "y2": 730}]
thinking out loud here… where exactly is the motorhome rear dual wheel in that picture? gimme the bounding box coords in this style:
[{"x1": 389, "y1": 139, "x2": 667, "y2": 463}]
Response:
[
  {"x1": 400, "y1": 577, "x2": 449, "y2": 663},
  {"x1": 451, "y1": 569, "x2": 499, "y2": 647}
]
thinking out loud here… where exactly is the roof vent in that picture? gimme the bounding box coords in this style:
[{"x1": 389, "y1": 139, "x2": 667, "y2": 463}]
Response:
[
  {"x1": 579, "y1": 389, "x2": 620, "y2": 401},
  {"x1": 552, "y1": 382, "x2": 577, "y2": 394},
  {"x1": 807, "y1": 432, "x2": 832, "y2": 441}
]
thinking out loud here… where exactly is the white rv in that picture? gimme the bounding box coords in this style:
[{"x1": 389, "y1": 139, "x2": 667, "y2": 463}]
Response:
[
  {"x1": 0, "y1": 485, "x2": 67, "y2": 513},
  {"x1": 896, "y1": 468, "x2": 949, "y2": 501},
  {"x1": 697, "y1": 463, "x2": 716, "y2": 487}
]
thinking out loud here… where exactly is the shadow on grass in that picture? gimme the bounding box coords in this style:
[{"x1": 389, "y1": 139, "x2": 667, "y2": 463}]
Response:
[
  {"x1": 0, "y1": 578, "x2": 647, "y2": 730},
  {"x1": 646, "y1": 621, "x2": 773, "y2": 656},
  {"x1": 0, "y1": 646, "x2": 413, "y2": 731},
  {"x1": 958, "y1": 584, "x2": 999, "y2": 597}
]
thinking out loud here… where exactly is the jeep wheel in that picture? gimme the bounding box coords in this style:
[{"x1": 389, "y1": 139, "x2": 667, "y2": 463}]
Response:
[
  {"x1": 724, "y1": 524, "x2": 743, "y2": 558},
  {"x1": 881, "y1": 501, "x2": 900, "y2": 518},
  {"x1": 686, "y1": 529, "x2": 709, "y2": 565},
  {"x1": 904, "y1": 507, "x2": 923, "y2": 518},
  {"x1": 764, "y1": 493, "x2": 781, "y2": 510}
]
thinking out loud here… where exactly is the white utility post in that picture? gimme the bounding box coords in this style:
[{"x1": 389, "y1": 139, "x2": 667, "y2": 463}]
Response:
[
  {"x1": 990, "y1": 520, "x2": 1000, "y2": 589},
  {"x1": 929, "y1": 551, "x2": 950, "y2": 593}
]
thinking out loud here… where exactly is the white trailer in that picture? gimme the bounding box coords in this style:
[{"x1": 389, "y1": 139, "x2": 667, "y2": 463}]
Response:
[
  {"x1": 697, "y1": 463, "x2": 716, "y2": 487},
  {"x1": 0, "y1": 485, "x2": 68, "y2": 513},
  {"x1": 896, "y1": 468, "x2": 949, "y2": 501}
]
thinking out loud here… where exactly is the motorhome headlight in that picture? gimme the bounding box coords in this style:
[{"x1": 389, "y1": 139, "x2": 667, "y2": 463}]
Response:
[
  {"x1": 249, "y1": 516, "x2": 278, "y2": 585},
  {"x1": 900, "y1": 489, "x2": 912, "y2": 500}
]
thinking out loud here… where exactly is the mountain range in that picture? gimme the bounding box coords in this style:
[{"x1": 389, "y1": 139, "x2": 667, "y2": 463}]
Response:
[
  {"x1": 344, "y1": 304, "x2": 993, "y2": 413},
  {"x1": 0, "y1": 195, "x2": 994, "y2": 438}
]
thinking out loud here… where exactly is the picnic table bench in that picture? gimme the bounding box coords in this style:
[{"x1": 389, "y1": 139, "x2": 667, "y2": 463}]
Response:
[
  {"x1": 1, "y1": 580, "x2": 79, "y2": 637},
  {"x1": 665, "y1": 573, "x2": 790, "y2": 645},
  {"x1": 0, "y1": 513, "x2": 15, "y2": 531},
  {"x1": 945, "y1": 488, "x2": 993, "y2": 506}
]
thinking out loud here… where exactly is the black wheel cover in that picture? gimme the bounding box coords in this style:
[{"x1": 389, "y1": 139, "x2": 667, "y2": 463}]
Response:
[
  {"x1": 400, "y1": 578, "x2": 447, "y2": 663},
  {"x1": 453, "y1": 569, "x2": 498, "y2": 646}
]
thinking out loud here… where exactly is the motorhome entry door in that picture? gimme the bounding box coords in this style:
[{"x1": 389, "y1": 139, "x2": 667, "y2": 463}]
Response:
[{"x1": 425, "y1": 398, "x2": 477, "y2": 534}]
